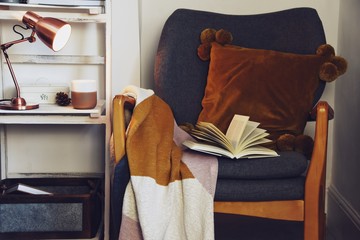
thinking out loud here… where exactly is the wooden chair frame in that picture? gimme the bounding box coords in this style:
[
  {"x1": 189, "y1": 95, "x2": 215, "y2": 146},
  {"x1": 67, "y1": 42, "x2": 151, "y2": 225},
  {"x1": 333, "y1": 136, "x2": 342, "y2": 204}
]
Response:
[{"x1": 112, "y1": 94, "x2": 333, "y2": 240}]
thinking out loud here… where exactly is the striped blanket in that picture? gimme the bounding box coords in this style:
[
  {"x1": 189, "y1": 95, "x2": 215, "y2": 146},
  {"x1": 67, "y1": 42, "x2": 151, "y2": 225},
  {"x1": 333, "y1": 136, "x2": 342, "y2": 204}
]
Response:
[{"x1": 117, "y1": 86, "x2": 218, "y2": 240}]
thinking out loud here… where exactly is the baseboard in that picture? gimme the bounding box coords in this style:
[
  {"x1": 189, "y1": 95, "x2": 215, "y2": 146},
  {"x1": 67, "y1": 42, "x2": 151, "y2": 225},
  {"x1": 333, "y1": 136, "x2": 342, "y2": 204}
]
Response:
[{"x1": 327, "y1": 185, "x2": 360, "y2": 239}]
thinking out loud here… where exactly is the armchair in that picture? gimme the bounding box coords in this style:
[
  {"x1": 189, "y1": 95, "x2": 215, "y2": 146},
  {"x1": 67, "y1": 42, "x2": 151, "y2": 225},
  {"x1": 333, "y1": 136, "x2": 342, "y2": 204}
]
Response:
[{"x1": 112, "y1": 8, "x2": 333, "y2": 240}]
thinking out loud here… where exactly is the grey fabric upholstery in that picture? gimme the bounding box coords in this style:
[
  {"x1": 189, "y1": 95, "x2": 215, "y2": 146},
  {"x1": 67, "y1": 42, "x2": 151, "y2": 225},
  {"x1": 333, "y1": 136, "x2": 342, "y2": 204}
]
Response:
[
  {"x1": 153, "y1": 8, "x2": 326, "y2": 201},
  {"x1": 218, "y1": 151, "x2": 307, "y2": 179},
  {"x1": 215, "y1": 177, "x2": 305, "y2": 201}
]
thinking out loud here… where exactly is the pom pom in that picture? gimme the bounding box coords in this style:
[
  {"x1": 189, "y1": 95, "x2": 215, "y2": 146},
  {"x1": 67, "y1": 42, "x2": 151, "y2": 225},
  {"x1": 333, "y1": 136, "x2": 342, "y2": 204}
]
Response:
[
  {"x1": 276, "y1": 134, "x2": 296, "y2": 152},
  {"x1": 200, "y1": 28, "x2": 217, "y2": 43},
  {"x1": 295, "y1": 135, "x2": 314, "y2": 159},
  {"x1": 317, "y1": 44, "x2": 348, "y2": 82},
  {"x1": 331, "y1": 56, "x2": 348, "y2": 75},
  {"x1": 215, "y1": 29, "x2": 233, "y2": 45},
  {"x1": 316, "y1": 44, "x2": 335, "y2": 58},
  {"x1": 197, "y1": 42, "x2": 212, "y2": 61},
  {"x1": 197, "y1": 28, "x2": 235, "y2": 61},
  {"x1": 276, "y1": 134, "x2": 314, "y2": 159},
  {"x1": 319, "y1": 62, "x2": 339, "y2": 82}
]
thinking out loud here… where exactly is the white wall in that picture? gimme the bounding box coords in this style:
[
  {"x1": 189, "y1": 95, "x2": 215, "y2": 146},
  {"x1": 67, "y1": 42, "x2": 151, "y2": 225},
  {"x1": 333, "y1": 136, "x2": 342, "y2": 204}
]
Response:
[
  {"x1": 112, "y1": 0, "x2": 340, "y2": 187},
  {"x1": 327, "y1": 0, "x2": 360, "y2": 238},
  {"x1": 111, "y1": 0, "x2": 140, "y2": 97}
]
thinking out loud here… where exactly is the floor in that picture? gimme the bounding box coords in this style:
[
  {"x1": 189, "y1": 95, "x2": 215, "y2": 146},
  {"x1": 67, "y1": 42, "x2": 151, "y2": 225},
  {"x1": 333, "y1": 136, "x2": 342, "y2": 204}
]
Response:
[{"x1": 214, "y1": 213, "x2": 335, "y2": 240}]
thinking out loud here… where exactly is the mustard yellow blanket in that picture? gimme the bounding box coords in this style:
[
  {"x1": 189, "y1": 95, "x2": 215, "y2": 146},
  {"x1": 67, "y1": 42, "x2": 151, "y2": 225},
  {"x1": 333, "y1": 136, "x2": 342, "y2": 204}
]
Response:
[{"x1": 117, "y1": 87, "x2": 218, "y2": 240}]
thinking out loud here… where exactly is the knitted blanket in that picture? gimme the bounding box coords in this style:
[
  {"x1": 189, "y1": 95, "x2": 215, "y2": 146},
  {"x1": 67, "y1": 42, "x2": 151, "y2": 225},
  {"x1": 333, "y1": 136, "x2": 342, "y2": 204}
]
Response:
[{"x1": 117, "y1": 86, "x2": 218, "y2": 240}]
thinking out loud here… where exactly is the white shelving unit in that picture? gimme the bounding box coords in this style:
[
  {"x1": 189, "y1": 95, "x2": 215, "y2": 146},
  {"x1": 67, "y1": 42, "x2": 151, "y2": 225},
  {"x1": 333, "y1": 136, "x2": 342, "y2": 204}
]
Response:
[{"x1": 0, "y1": 2, "x2": 112, "y2": 239}]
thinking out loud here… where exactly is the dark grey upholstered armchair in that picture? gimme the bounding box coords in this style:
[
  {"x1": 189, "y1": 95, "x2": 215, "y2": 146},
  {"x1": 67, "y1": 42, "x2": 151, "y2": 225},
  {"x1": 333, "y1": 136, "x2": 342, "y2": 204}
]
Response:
[{"x1": 112, "y1": 8, "x2": 332, "y2": 240}]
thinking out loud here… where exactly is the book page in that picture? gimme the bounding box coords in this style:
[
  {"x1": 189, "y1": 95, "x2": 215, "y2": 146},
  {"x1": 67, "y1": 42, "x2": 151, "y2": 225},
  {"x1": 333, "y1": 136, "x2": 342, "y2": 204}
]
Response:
[
  {"x1": 182, "y1": 140, "x2": 234, "y2": 158},
  {"x1": 225, "y1": 115, "x2": 249, "y2": 149},
  {"x1": 237, "y1": 129, "x2": 270, "y2": 151},
  {"x1": 190, "y1": 129, "x2": 230, "y2": 151},
  {"x1": 237, "y1": 136, "x2": 272, "y2": 152},
  {"x1": 195, "y1": 122, "x2": 234, "y2": 152},
  {"x1": 236, "y1": 120, "x2": 260, "y2": 147},
  {"x1": 235, "y1": 146, "x2": 279, "y2": 159}
]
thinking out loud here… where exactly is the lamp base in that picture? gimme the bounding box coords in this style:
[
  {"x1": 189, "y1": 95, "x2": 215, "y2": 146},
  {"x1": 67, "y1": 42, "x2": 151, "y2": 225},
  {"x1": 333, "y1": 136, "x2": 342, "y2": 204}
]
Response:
[{"x1": 0, "y1": 97, "x2": 39, "y2": 110}]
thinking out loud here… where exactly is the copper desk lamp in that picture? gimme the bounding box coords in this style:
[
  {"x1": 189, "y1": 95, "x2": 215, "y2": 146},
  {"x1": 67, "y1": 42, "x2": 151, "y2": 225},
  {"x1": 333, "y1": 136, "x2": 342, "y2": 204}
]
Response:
[{"x1": 0, "y1": 11, "x2": 71, "y2": 110}]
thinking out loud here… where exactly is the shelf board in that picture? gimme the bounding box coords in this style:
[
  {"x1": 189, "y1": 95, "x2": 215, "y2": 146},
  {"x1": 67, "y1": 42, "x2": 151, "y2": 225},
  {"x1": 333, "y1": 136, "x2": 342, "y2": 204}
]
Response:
[
  {"x1": 0, "y1": 4, "x2": 107, "y2": 23},
  {"x1": 0, "y1": 2, "x2": 104, "y2": 15},
  {"x1": 0, "y1": 11, "x2": 106, "y2": 23},
  {"x1": 0, "y1": 99, "x2": 107, "y2": 124},
  {"x1": 6, "y1": 172, "x2": 105, "y2": 179},
  {"x1": 4, "y1": 54, "x2": 105, "y2": 65}
]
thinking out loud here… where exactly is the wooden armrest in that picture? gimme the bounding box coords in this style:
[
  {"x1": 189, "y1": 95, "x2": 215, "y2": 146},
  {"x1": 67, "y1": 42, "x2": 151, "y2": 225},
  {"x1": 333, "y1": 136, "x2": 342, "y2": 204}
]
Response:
[
  {"x1": 112, "y1": 95, "x2": 136, "y2": 163},
  {"x1": 306, "y1": 101, "x2": 332, "y2": 185},
  {"x1": 310, "y1": 101, "x2": 334, "y2": 121},
  {"x1": 304, "y1": 101, "x2": 332, "y2": 233}
]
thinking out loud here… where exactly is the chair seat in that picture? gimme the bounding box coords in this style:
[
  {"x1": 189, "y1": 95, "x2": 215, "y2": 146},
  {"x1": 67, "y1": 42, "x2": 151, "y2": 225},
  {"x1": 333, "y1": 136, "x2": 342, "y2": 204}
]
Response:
[
  {"x1": 217, "y1": 151, "x2": 308, "y2": 179},
  {"x1": 215, "y1": 176, "x2": 305, "y2": 201}
]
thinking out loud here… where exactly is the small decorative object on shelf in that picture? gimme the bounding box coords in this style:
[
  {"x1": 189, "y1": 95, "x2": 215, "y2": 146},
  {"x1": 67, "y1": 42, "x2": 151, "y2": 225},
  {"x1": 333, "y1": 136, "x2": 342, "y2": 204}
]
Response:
[
  {"x1": 71, "y1": 79, "x2": 97, "y2": 109},
  {"x1": 55, "y1": 92, "x2": 71, "y2": 106}
]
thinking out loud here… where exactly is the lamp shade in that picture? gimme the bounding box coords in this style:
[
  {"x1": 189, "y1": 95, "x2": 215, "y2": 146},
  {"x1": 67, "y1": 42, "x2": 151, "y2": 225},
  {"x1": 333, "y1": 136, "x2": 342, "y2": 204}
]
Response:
[{"x1": 22, "y1": 11, "x2": 71, "y2": 52}]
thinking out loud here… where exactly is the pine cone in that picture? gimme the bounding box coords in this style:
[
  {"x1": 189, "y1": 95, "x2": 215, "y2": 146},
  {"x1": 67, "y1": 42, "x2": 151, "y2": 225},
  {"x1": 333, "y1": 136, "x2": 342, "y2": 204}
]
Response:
[{"x1": 55, "y1": 92, "x2": 71, "y2": 106}]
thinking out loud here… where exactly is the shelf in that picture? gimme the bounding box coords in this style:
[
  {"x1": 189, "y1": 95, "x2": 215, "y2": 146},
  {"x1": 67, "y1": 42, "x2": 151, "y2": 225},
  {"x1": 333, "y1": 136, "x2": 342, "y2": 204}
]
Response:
[
  {"x1": 6, "y1": 172, "x2": 105, "y2": 179},
  {"x1": 0, "y1": 10, "x2": 106, "y2": 23},
  {"x1": 3, "y1": 54, "x2": 105, "y2": 65},
  {"x1": 0, "y1": 2, "x2": 112, "y2": 239},
  {"x1": 0, "y1": 2, "x2": 104, "y2": 15},
  {"x1": 0, "y1": 99, "x2": 107, "y2": 124},
  {"x1": 0, "y1": 3, "x2": 107, "y2": 23}
]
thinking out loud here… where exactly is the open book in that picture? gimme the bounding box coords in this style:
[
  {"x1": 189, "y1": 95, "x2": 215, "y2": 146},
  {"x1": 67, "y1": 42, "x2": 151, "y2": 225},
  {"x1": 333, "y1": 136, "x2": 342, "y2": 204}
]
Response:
[{"x1": 182, "y1": 114, "x2": 279, "y2": 159}]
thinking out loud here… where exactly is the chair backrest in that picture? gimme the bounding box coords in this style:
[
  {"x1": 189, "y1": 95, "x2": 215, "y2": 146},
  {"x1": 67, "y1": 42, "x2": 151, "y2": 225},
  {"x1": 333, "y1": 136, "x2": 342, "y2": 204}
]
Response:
[{"x1": 154, "y1": 8, "x2": 326, "y2": 125}]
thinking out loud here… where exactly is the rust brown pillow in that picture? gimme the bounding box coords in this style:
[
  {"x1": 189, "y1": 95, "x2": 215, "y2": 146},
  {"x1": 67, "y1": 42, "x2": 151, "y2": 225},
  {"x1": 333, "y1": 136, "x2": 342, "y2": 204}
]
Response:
[{"x1": 198, "y1": 42, "x2": 326, "y2": 140}]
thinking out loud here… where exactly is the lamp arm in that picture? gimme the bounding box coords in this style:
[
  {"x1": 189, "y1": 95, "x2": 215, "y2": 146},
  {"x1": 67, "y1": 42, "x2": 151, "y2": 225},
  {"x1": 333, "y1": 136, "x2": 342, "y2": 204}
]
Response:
[
  {"x1": 1, "y1": 34, "x2": 36, "y2": 51},
  {"x1": 1, "y1": 47, "x2": 21, "y2": 99},
  {"x1": 0, "y1": 34, "x2": 36, "y2": 99}
]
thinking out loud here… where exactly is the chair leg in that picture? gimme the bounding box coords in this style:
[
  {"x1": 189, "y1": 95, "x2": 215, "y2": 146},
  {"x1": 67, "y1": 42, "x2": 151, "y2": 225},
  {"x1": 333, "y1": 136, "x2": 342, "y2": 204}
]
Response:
[
  {"x1": 304, "y1": 192, "x2": 326, "y2": 240},
  {"x1": 304, "y1": 216, "x2": 320, "y2": 240},
  {"x1": 319, "y1": 185, "x2": 326, "y2": 240},
  {"x1": 320, "y1": 212, "x2": 326, "y2": 240}
]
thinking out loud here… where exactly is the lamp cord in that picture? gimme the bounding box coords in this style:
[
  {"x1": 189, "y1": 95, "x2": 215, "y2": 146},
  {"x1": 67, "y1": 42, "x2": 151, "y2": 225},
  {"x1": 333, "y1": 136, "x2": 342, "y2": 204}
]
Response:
[{"x1": 13, "y1": 24, "x2": 28, "y2": 40}]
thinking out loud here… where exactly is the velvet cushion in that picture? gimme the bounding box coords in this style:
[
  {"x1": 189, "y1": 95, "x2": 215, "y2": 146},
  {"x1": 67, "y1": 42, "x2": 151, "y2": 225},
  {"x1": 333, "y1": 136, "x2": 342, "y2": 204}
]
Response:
[{"x1": 198, "y1": 42, "x2": 325, "y2": 140}]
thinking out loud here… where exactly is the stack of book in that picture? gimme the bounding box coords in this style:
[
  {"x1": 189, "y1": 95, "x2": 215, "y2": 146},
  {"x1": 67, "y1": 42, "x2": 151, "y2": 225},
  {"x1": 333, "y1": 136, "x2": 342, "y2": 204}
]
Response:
[{"x1": 26, "y1": 0, "x2": 104, "y2": 6}]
